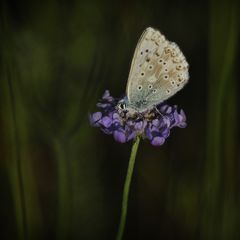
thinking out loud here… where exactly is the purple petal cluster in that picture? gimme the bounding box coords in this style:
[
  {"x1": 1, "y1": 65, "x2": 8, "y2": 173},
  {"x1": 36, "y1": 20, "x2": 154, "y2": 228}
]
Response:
[{"x1": 89, "y1": 90, "x2": 187, "y2": 146}]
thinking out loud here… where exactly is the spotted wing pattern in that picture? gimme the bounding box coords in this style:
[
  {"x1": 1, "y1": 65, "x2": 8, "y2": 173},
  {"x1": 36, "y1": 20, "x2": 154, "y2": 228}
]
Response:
[{"x1": 126, "y1": 27, "x2": 189, "y2": 111}]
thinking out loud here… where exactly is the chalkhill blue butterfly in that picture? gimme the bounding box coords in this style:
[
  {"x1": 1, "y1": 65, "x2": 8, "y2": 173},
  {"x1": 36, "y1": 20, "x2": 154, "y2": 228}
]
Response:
[{"x1": 117, "y1": 27, "x2": 189, "y2": 115}]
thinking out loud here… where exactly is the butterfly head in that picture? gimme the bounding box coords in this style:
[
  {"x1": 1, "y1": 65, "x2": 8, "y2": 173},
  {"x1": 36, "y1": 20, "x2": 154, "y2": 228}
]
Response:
[
  {"x1": 117, "y1": 99, "x2": 127, "y2": 111},
  {"x1": 117, "y1": 96, "x2": 133, "y2": 112},
  {"x1": 117, "y1": 97, "x2": 153, "y2": 118},
  {"x1": 116, "y1": 97, "x2": 138, "y2": 117}
]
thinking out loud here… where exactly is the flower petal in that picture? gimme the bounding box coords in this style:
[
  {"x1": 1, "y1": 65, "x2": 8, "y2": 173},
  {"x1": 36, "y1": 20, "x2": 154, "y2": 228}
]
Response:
[
  {"x1": 96, "y1": 102, "x2": 111, "y2": 109},
  {"x1": 161, "y1": 128, "x2": 170, "y2": 138},
  {"x1": 102, "y1": 90, "x2": 114, "y2": 102},
  {"x1": 102, "y1": 90, "x2": 110, "y2": 99},
  {"x1": 135, "y1": 121, "x2": 143, "y2": 131},
  {"x1": 151, "y1": 136, "x2": 165, "y2": 146},
  {"x1": 89, "y1": 112, "x2": 102, "y2": 126},
  {"x1": 178, "y1": 121, "x2": 187, "y2": 128},
  {"x1": 100, "y1": 116, "x2": 112, "y2": 128},
  {"x1": 113, "y1": 130, "x2": 127, "y2": 143},
  {"x1": 127, "y1": 131, "x2": 136, "y2": 141},
  {"x1": 89, "y1": 91, "x2": 187, "y2": 146},
  {"x1": 145, "y1": 126, "x2": 153, "y2": 140}
]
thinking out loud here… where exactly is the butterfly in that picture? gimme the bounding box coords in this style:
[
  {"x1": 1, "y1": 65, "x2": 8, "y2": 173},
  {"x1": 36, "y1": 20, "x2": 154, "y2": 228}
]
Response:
[{"x1": 118, "y1": 27, "x2": 189, "y2": 115}]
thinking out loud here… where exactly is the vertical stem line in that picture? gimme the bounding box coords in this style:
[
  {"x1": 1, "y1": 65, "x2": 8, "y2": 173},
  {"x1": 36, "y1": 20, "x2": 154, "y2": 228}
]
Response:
[
  {"x1": 116, "y1": 136, "x2": 140, "y2": 240},
  {"x1": 204, "y1": 0, "x2": 239, "y2": 238},
  {"x1": 6, "y1": 70, "x2": 28, "y2": 240},
  {"x1": 54, "y1": 139, "x2": 71, "y2": 240}
]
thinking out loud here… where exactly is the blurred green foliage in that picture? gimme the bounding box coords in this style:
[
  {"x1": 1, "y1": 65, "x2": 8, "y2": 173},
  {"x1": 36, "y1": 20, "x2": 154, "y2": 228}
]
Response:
[{"x1": 0, "y1": 0, "x2": 239, "y2": 239}]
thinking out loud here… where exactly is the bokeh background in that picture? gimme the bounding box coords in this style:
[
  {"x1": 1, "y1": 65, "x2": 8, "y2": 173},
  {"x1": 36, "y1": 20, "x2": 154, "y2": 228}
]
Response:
[{"x1": 1, "y1": 0, "x2": 239, "y2": 239}]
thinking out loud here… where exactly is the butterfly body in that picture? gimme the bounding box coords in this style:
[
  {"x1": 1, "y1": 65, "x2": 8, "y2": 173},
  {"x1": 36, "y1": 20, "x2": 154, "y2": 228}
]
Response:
[{"x1": 118, "y1": 27, "x2": 189, "y2": 116}]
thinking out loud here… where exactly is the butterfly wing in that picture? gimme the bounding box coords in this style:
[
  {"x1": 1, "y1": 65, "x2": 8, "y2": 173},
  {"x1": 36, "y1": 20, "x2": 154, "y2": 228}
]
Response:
[{"x1": 126, "y1": 27, "x2": 189, "y2": 111}]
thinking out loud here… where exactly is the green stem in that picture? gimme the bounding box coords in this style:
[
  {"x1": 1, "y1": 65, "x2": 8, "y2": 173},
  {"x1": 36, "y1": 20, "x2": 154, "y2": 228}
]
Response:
[
  {"x1": 116, "y1": 136, "x2": 140, "y2": 240},
  {"x1": 54, "y1": 139, "x2": 71, "y2": 240},
  {"x1": 6, "y1": 67, "x2": 27, "y2": 240}
]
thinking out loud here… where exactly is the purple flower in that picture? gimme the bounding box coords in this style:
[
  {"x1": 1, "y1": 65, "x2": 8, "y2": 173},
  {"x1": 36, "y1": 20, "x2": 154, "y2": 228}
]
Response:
[
  {"x1": 89, "y1": 90, "x2": 187, "y2": 146},
  {"x1": 113, "y1": 129, "x2": 127, "y2": 143}
]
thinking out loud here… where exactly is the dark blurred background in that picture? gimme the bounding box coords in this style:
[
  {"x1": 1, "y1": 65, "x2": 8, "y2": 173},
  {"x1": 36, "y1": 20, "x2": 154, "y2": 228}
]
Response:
[{"x1": 0, "y1": 0, "x2": 239, "y2": 239}]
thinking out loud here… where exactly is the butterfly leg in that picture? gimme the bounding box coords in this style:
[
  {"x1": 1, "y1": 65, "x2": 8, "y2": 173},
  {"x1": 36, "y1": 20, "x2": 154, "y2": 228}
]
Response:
[
  {"x1": 154, "y1": 106, "x2": 163, "y2": 117},
  {"x1": 137, "y1": 111, "x2": 145, "y2": 120}
]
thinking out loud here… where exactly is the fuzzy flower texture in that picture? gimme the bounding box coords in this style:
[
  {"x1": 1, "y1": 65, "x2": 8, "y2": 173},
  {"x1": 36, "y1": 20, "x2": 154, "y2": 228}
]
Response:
[{"x1": 89, "y1": 90, "x2": 187, "y2": 146}]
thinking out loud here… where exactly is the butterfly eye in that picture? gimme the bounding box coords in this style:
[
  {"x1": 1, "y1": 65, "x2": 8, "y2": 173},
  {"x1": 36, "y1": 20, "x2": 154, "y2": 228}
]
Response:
[
  {"x1": 140, "y1": 51, "x2": 143, "y2": 55},
  {"x1": 118, "y1": 102, "x2": 126, "y2": 110},
  {"x1": 163, "y1": 62, "x2": 167, "y2": 65},
  {"x1": 146, "y1": 58, "x2": 150, "y2": 62},
  {"x1": 138, "y1": 85, "x2": 143, "y2": 91},
  {"x1": 155, "y1": 52, "x2": 160, "y2": 57}
]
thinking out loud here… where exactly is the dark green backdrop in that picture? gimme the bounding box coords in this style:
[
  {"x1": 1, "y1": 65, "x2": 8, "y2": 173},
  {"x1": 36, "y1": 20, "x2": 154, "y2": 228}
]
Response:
[{"x1": 1, "y1": 0, "x2": 239, "y2": 239}]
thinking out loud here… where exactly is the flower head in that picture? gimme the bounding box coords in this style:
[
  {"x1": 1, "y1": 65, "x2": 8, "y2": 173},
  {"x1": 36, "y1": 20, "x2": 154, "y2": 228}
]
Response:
[{"x1": 89, "y1": 90, "x2": 187, "y2": 146}]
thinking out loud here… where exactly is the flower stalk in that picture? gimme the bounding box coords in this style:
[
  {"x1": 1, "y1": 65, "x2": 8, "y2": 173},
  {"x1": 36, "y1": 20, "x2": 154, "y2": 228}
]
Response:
[
  {"x1": 116, "y1": 136, "x2": 140, "y2": 240},
  {"x1": 89, "y1": 90, "x2": 187, "y2": 239}
]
